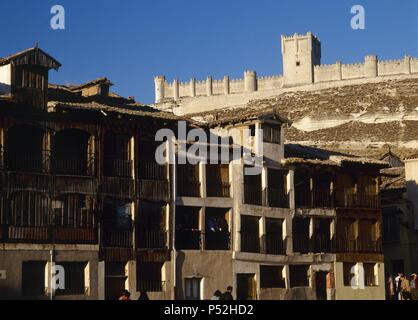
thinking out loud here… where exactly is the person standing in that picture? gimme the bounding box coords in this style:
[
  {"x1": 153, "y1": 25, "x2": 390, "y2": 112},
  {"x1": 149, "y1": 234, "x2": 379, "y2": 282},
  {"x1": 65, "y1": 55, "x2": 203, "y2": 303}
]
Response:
[
  {"x1": 386, "y1": 274, "x2": 395, "y2": 300},
  {"x1": 221, "y1": 286, "x2": 233, "y2": 300},
  {"x1": 138, "y1": 290, "x2": 150, "y2": 300},
  {"x1": 400, "y1": 274, "x2": 412, "y2": 300},
  {"x1": 410, "y1": 273, "x2": 417, "y2": 300},
  {"x1": 211, "y1": 290, "x2": 222, "y2": 300},
  {"x1": 395, "y1": 273, "x2": 402, "y2": 300}
]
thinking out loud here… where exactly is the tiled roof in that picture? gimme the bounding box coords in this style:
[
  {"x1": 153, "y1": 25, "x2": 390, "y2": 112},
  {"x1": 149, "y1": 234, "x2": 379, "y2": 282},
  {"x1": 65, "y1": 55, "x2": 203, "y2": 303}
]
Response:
[
  {"x1": 380, "y1": 167, "x2": 406, "y2": 190},
  {"x1": 47, "y1": 82, "x2": 181, "y2": 121},
  {"x1": 189, "y1": 106, "x2": 292, "y2": 127}
]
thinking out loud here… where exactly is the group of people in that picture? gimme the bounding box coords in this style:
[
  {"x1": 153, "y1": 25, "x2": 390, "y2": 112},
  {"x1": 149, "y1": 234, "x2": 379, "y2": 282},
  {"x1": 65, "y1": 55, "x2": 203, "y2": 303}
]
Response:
[
  {"x1": 386, "y1": 273, "x2": 417, "y2": 300},
  {"x1": 210, "y1": 286, "x2": 234, "y2": 300},
  {"x1": 119, "y1": 290, "x2": 149, "y2": 301}
]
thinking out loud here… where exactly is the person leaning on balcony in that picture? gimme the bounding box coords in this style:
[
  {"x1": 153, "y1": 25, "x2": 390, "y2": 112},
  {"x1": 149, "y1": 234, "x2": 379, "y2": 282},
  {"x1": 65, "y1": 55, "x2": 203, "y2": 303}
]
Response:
[{"x1": 400, "y1": 274, "x2": 412, "y2": 300}]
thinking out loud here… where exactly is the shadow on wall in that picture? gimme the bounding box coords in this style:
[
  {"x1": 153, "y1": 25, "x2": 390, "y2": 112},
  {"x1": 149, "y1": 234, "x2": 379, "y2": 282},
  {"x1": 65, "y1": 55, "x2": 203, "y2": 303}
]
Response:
[
  {"x1": 405, "y1": 180, "x2": 418, "y2": 231},
  {"x1": 175, "y1": 251, "x2": 186, "y2": 300}
]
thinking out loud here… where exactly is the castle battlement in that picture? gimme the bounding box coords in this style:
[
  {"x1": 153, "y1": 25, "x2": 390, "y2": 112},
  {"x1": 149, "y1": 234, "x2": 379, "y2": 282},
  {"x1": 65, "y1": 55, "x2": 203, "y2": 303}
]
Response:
[{"x1": 154, "y1": 32, "x2": 418, "y2": 103}]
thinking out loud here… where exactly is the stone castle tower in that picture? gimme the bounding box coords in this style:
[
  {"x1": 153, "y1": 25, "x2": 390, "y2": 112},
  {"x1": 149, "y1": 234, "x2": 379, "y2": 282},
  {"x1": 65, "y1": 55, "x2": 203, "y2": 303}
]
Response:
[{"x1": 281, "y1": 32, "x2": 321, "y2": 86}]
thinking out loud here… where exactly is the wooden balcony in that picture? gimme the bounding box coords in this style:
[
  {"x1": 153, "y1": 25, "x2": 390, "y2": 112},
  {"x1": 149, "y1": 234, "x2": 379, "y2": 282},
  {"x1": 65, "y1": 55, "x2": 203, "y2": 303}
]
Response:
[
  {"x1": 137, "y1": 179, "x2": 169, "y2": 202},
  {"x1": 99, "y1": 247, "x2": 135, "y2": 262},
  {"x1": 53, "y1": 176, "x2": 98, "y2": 195},
  {"x1": 4, "y1": 225, "x2": 97, "y2": 244},
  {"x1": 101, "y1": 177, "x2": 135, "y2": 199},
  {"x1": 240, "y1": 232, "x2": 261, "y2": 253},
  {"x1": 261, "y1": 234, "x2": 286, "y2": 255},
  {"x1": 243, "y1": 185, "x2": 262, "y2": 206},
  {"x1": 6, "y1": 171, "x2": 51, "y2": 193},
  {"x1": 295, "y1": 189, "x2": 333, "y2": 208},
  {"x1": 104, "y1": 158, "x2": 132, "y2": 178},
  {"x1": 336, "y1": 238, "x2": 382, "y2": 253},
  {"x1": 266, "y1": 188, "x2": 289, "y2": 208},
  {"x1": 293, "y1": 233, "x2": 335, "y2": 254},
  {"x1": 335, "y1": 191, "x2": 379, "y2": 209},
  {"x1": 206, "y1": 182, "x2": 230, "y2": 198},
  {"x1": 53, "y1": 227, "x2": 97, "y2": 244},
  {"x1": 177, "y1": 180, "x2": 200, "y2": 198},
  {"x1": 137, "y1": 230, "x2": 167, "y2": 249},
  {"x1": 102, "y1": 229, "x2": 133, "y2": 248}
]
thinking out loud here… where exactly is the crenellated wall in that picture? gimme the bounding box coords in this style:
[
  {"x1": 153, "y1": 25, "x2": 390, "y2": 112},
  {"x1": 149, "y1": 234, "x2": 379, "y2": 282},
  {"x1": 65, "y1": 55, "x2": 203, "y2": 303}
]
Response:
[
  {"x1": 314, "y1": 63, "x2": 341, "y2": 82},
  {"x1": 155, "y1": 71, "x2": 285, "y2": 102},
  {"x1": 341, "y1": 62, "x2": 364, "y2": 80},
  {"x1": 153, "y1": 32, "x2": 418, "y2": 104}
]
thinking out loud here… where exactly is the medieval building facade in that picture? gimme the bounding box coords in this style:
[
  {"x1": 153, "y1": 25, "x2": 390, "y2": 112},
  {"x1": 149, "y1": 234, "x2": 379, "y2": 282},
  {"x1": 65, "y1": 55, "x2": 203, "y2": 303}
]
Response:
[{"x1": 0, "y1": 43, "x2": 389, "y2": 300}]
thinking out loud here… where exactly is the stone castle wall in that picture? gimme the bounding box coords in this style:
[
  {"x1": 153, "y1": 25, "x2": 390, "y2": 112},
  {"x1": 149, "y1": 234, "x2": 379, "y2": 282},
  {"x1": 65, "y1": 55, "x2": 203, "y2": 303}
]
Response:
[{"x1": 156, "y1": 55, "x2": 417, "y2": 102}]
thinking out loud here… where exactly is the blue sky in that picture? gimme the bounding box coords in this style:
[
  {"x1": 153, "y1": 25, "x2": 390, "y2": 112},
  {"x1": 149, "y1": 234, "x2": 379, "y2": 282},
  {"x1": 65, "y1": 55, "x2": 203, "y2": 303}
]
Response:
[{"x1": 1, "y1": 0, "x2": 417, "y2": 103}]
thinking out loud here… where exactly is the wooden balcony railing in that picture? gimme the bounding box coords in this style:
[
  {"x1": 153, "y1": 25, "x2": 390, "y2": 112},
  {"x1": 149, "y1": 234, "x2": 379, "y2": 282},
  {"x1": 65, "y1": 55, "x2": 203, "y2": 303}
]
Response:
[
  {"x1": 54, "y1": 176, "x2": 98, "y2": 195},
  {"x1": 205, "y1": 231, "x2": 230, "y2": 250},
  {"x1": 4, "y1": 225, "x2": 97, "y2": 244},
  {"x1": 261, "y1": 234, "x2": 286, "y2": 255},
  {"x1": 138, "y1": 162, "x2": 167, "y2": 180},
  {"x1": 137, "y1": 230, "x2": 167, "y2": 249},
  {"x1": 175, "y1": 230, "x2": 201, "y2": 250},
  {"x1": 206, "y1": 182, "x2": 230, "y2": 198},
  {"x1": 5, "y1": 150, "x2": 50, "y2": 173},
  {"x1": 6, "y1": 171, "x2": 51, "y2": 193},
  {"x1": 52, "y1": 154, "x2": 95, "y2": 176},
  {"x1": 243, "y1": 185, "x2": 262, "y2": 206},
  {"x1": 336, "y1": 238, "x2": 382, "y2": 253},
  {"x1": 177, "y1": 180, "x2": 200, "y2": 198},
  {"x1": 334, "y1": 191, "x2": 379, "y2": 209},
  {"x1": 292, "y1": 233, "x2": 311, "y2": 254},
  {"x1": 104, "y1": 158, "x2": 132, "y2": 178},
  {"x1": 101, "y1": 177, "x2": 135, "y2": 199},
  {"x1": 137, "y1": 179, "x2": 169, "y2": 201},
  {"x1": 53, "y1": 227, "x2": 97, "y2": 244},
  {"x1": 311, "y1": 234, "x2": 335, "y2": 253},
  {"x1": 267, "y1": 188, "x2": 289, "y2": 208},
  {"x1": 293, "y1": 233, "x2": 335, "y2": 254},
  {"x1": 102, "y1": 229, "x2": 133, "y2": 248},
  {"x1": 295, "y1": 189, "x2": 333, "y2": 208},
  {"x1": 240, "y1": 232, "x2": 261, "y2": 253}
]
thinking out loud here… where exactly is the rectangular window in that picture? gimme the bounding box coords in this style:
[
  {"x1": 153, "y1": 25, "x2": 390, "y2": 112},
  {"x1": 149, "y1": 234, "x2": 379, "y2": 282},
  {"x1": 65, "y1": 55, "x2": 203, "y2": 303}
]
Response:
[
  {"x1": 289, "y1": 265, "x2": 309, "y2": 288},
  {"x1": 262, "y1": 124, "x2": 281, "y2": 144},
  {"x1": 364, "y1": 263, "x2": 378, "y2": 287},
  {"x1": 343, "y1": 262, "x2": 356, "y2": 286},
  {"x1": 185, "y1": 278, "x2": 202, "y2": 300},
  {"x1": 22, "y1": 261, "x2": 46, "y2": 296},
  {"x1": 56, "y1": 262, "x2": 87, "y2": 296},
  {"x1": 260, "y1": 265, "x2": 285, "y2": 288}
]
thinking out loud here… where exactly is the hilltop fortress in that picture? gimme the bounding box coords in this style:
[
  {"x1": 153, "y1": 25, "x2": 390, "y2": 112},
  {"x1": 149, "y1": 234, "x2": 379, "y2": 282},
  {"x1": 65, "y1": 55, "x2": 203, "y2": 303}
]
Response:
[{"x1": 154, "y1": 32, "x2": 418, "y2": 117}]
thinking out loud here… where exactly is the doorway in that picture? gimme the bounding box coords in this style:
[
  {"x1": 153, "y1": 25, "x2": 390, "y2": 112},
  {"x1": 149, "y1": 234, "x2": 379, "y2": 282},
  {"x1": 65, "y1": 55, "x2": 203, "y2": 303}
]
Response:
[
  {"x1": 315, "y1": 271, "x2": 327, "y2": 300},
  {"x1": 236, "y1": 274, "x2": 257, "y2": 300}
]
